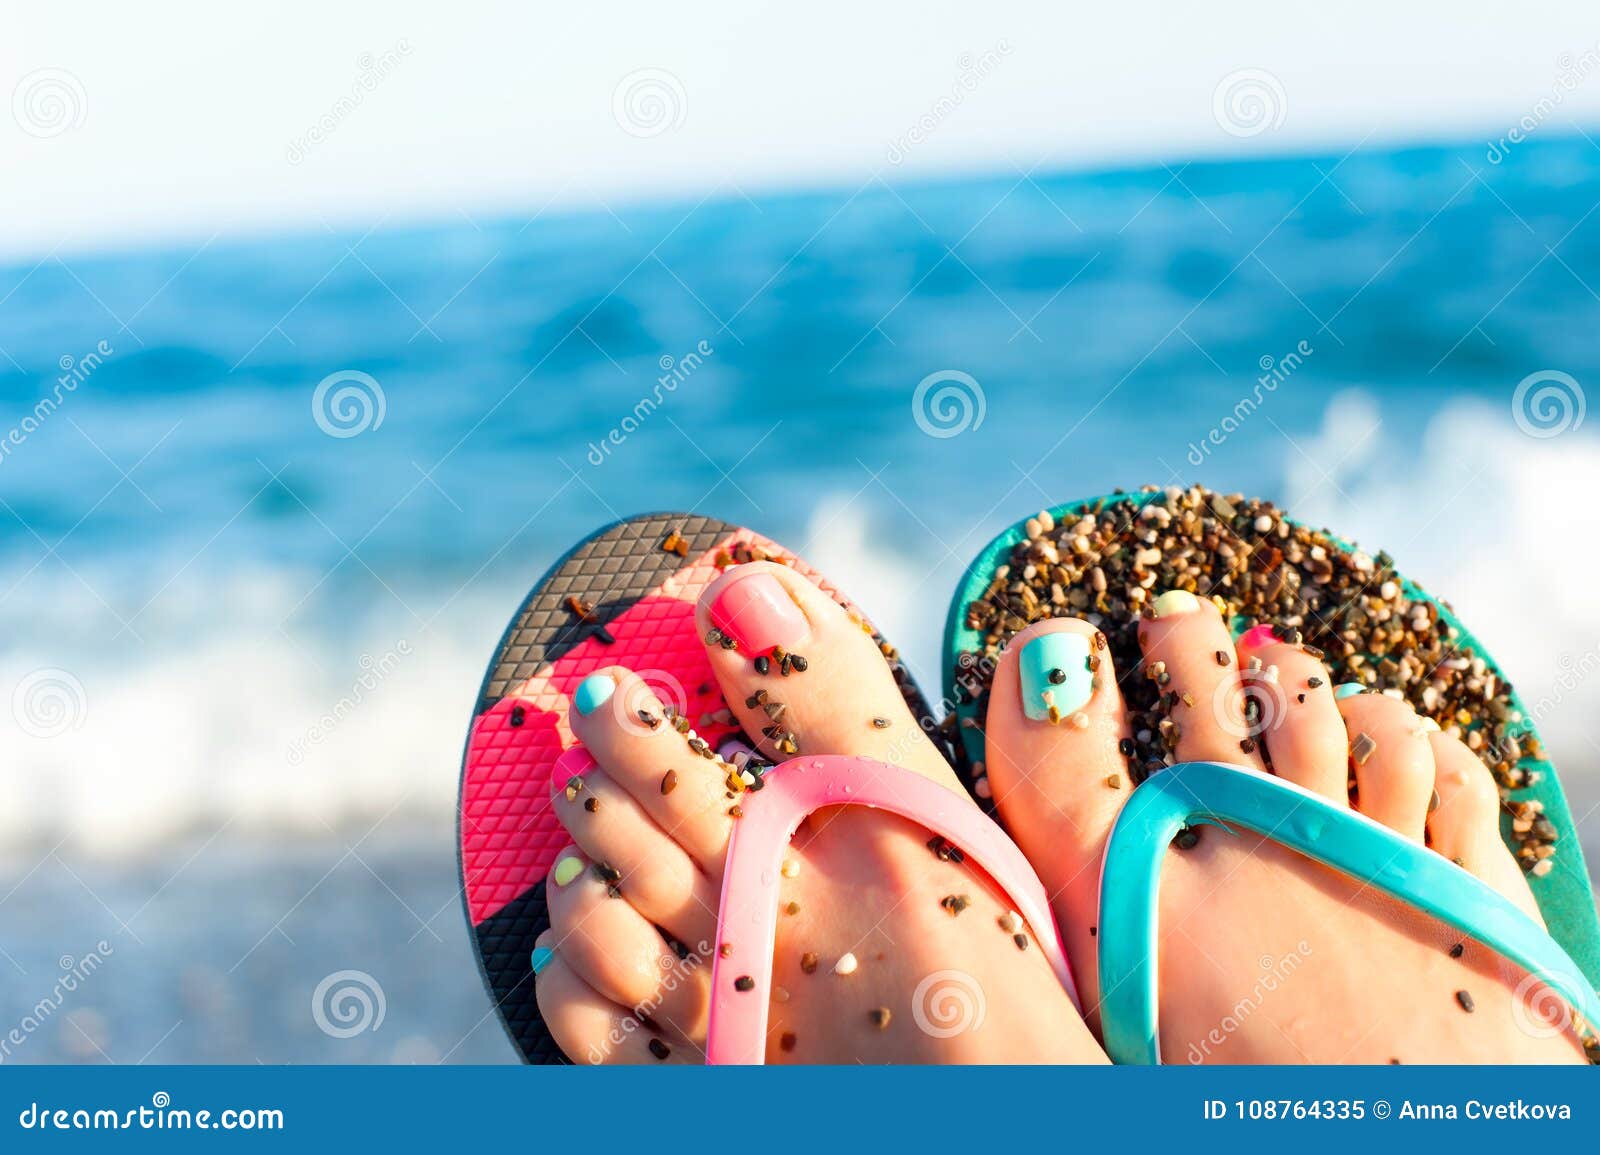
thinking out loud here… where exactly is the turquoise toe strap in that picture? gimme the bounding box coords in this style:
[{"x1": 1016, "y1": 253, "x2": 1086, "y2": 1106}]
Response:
[{"x1": 1097, "y1": 760, "x2": 1600, "y2": 1065}]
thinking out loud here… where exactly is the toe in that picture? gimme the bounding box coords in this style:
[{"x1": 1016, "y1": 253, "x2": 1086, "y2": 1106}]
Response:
[
  {"x1": 552, "y1": 751, "x2": 721, "y2": 950},
  {"x1": 568, "y1": 666, "x2": 736, "y2": 871},
  {"x1": 1428, "y1": 732, "x2": 1543, "y2": 922},
  {"x1": 695, "y1": 561, "x2": 955, "y2": 785},
  {"x1": 543, "y1": 844, "x2": 712, "y2": 1043},
  {"x1": 1338, "y1": 692, "x2": 1436, "y2": 839},
  {"x1": 1234, "y1": 628, "x2": 1347, "y2": 800},
  {"x1": 1136, "y1": 590, "x2": 1265, "y2": 770},
  {"x1": 533, "y1": 934, "x2": 694, "y2": 1065},
  {"x1": 984, "y1": 617, "x2": 1131, "y2": 1018}
]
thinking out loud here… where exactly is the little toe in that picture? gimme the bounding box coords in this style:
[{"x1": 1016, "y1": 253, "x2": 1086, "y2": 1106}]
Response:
[
  {"x1": 544, "y1": 845, "x2": 711, "y2": 1043},
  {"x1": 552, "y1": 752, "x2": 721, "y2": 950},
  {"x1": 695, "y1": 561, "x2": 955, "y2": 785},
  {"x1": 1234, "y1": 628, "x2": 1347, "y2": 800},
  {"x1": 533, "y1": 934, "x2": 693, "y2": 1066},
  {"x1": 1428, "y1": 731, "x2": 1543, "y2": 922},
  {"x1": 568, "y1": 666, "x2": 735, "y2": 871},
  {"x1": 1137, "y1": 590, "x2": 1265, "y2": 770},
  {"x1": 1338, "y1": 692, "x2": 1437, "y2": 839}
]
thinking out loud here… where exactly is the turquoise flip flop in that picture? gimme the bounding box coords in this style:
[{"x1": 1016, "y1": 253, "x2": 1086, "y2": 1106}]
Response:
[{"x1": 943, "y1": 487, "x2": 1600, "y2": 1062}]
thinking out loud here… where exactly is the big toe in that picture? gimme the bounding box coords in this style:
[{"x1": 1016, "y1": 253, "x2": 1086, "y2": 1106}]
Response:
[
  {"x1": 984, "y1": 617, "x2": 1133, "y2": 1017},
  {"x1": 695, "y1": 562, "x2": 957, "y2": 786}
]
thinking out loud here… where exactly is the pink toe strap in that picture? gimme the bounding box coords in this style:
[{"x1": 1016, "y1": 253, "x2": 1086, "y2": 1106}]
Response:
[{"x1": 706, "y1": 754, "x2": 1077, "y2": 1064}]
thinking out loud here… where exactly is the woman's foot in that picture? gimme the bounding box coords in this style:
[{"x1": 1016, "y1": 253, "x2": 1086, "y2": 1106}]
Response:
[
  {"x1": 984, "y1": 597, "x2": 1588, "y2": 1064},
  {"x1": 532, "y1": 562, "x2": 1103, "y2": 1064}
]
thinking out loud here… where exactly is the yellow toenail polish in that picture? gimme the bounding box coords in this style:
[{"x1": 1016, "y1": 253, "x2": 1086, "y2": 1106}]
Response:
[
  {"x1": 1419, "y1": 717, "x2": 1441, "y2": 732},
  {"x1": 1152, "y1": 590, "x2": 1200, "y2": 617},
  {"x1": 552, "y1": 852, "x2": 584, "y2": 887}
]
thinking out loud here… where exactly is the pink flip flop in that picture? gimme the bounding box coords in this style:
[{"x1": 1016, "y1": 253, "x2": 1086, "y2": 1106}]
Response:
[
  {"x1": 704, "y1": 752, "x2": 1076, "y2": 1063},
  {"x1": 458, "y1": 513, "x2": 955, "y2": 1063}
]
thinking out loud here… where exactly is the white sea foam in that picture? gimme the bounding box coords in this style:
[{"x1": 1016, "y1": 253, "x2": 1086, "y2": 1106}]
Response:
[
  {"x1": 1286, "y1": 390, "x2": 1600, "y2": 798},
  {"x1": 3, "y1": 392, "x2": 1595, "y2": 860}
]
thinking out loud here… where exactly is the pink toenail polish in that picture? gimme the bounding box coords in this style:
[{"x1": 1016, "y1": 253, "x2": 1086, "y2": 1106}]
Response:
[
  {"x1": 1238, "y1": 624, "x2": 1279, "y2": 650},
  {"x1": 709, "y1": 571, "x2": 810, "y2": 655}
]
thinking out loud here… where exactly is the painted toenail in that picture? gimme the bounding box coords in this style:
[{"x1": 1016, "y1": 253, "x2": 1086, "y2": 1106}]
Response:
[
  {"x1": 709, "y1": 571, "x2": 810, "y2": 655},
  {"x1": 1419, "y1": 717, "x2": 1441, "y2": 732},
  {"x1": 1238, "y1": 623, "x2": 1279, "y2": 649},
  {"x1": 1019, "y1": 632, "x2": 1093, "y2": 722},
  {"x1": 573, "y1": 674, "x2": 615, "y2": 716},
  {"x1": 530, "y1": 947, "x2": 555, "y2": 975},
  {"x1": 552, "y1": 851, "x2": 585, "y2": 887},
  {"x1": 1334, "y1": 682, "x2": 1367, "y2": 700},
  {"x1": 1151, "y1": 589, "x2": 1199, "y2": 617}
]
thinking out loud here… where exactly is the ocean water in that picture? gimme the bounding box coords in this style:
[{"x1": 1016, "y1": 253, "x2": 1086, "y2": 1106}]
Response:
[{"x1": 1, "y1": 136, "x2": 1598, "y2": 1062}]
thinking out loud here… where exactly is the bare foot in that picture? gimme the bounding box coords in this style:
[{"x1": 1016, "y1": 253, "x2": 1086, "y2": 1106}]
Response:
[
  {"x1": 984, "y1": 598, "x2": 1587, "y2": 1064},
  {"x1": 533, "y1": 563, "x2": 1103, "y2": 1064}
]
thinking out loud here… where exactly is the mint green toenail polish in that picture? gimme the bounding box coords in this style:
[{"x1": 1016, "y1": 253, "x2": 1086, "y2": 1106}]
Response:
[
  {"x1": 1334, "y1": 682, "x2": 1366, "y2": 700},
  {"x1": 574, "y1": 674, "x2": 615, "y2": 716},
  {"x1": 530, "y1": 947, "x2": 555, "y2": 975},
  {"x1": 1019, "y1": 632, "x2": 1094, "y2": 722}
]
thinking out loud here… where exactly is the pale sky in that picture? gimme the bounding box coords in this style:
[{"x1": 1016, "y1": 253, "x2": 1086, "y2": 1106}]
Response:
[{"x1": 5, "y1": 2, "x2": 1600, "y2": 259}]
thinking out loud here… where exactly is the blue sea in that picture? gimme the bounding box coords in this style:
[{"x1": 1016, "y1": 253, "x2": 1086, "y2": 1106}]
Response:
[{"x1": 1, "y1": 136, "x2": 1598, "y2": 1062}]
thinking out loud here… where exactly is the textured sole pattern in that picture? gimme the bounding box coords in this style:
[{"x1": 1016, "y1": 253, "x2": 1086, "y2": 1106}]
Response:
[{"x1": 459, "y1": 513, "x2": 938, "y2": 1063}]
